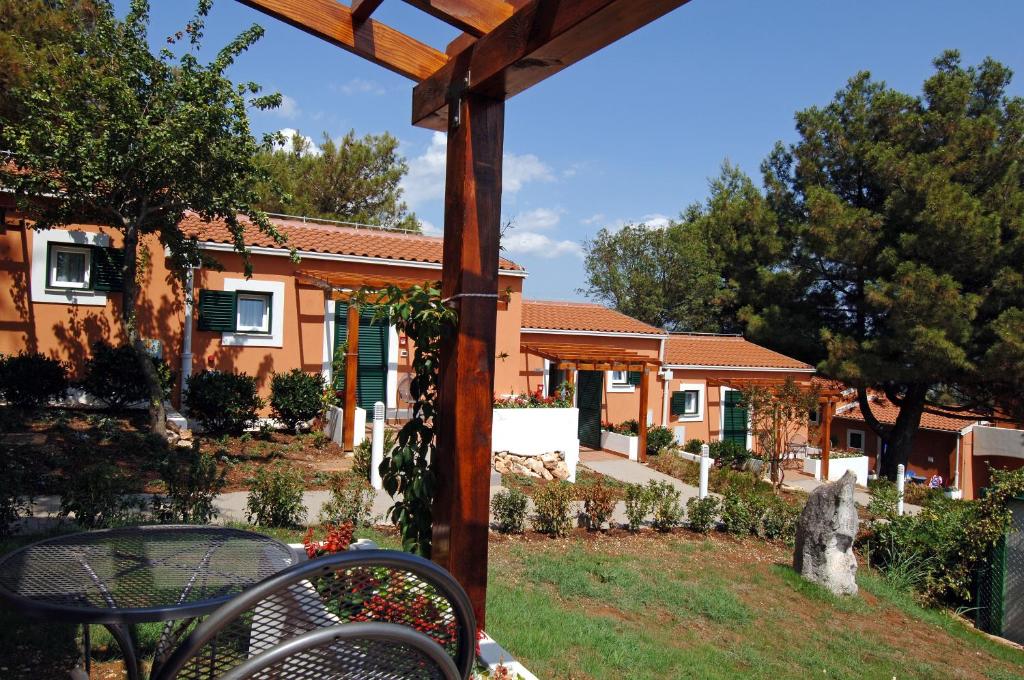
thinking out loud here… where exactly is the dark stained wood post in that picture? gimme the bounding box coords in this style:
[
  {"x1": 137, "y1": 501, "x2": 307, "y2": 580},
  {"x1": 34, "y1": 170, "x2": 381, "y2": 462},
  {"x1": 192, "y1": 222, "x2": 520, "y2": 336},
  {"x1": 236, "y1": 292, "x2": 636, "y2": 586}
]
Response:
[
  {"x1": 820, "y1": 396, "x2": 833, "y2": 481},
  {"x1": 433, "y1": 91, "x2": 504, "y2": 628},
  {"x1": 342, "y1": 303, "x2": 360, "y2": 452},
  {"x1": 637, "y1": 365, "x2": 650, "y2": 463}
]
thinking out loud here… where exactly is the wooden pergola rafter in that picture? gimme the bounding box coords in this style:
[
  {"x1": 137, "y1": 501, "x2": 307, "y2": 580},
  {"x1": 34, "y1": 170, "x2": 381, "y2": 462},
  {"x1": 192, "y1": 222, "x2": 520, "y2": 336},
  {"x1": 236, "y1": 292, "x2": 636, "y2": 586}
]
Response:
[
  {"x1": 242, "y1": 0, "x2": 694, "y2": 626},
  {"x1": 522, "y1": 341, "x2": 662, "y2": 463},
  {"x1": 704, "y1": 376, "x2": 842, "y2": 480}
]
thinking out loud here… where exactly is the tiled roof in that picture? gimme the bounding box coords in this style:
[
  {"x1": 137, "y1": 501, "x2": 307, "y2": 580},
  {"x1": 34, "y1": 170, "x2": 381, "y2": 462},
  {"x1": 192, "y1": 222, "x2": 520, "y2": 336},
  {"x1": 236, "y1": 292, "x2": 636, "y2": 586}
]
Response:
[
  {"x1": 180, "y1": 212, "x2": 525, "y2": 272},
  {"x1": 520, "y1": 300, "x2": 665, "y2": 335},
  {"x1": 664, "y1": 334, "x2": 814, "y2": 370},
  {"x1": 836, "y1": 399, "x2": 981, "y2": 433}
]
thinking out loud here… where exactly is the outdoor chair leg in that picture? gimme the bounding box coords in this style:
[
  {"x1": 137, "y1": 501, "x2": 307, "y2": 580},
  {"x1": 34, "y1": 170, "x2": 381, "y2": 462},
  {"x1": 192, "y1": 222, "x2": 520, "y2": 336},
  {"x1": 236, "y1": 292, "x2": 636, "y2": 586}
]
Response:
[
  {"x1": 103, "y1": 623, "x2": 142, "y2": 680},
  {"x1": 82, "y1": 624, "x2": 91, "y2": 674}
]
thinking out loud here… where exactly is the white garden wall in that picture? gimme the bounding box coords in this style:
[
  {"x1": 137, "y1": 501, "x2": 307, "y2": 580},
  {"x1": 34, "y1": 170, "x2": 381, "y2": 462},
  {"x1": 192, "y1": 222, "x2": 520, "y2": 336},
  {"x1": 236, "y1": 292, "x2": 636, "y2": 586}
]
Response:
[
  {"x1": 324, "y1": 405, "x2": 366, "y2": 447},
  {"x1": 803, "y1": 455, "x2": 869, "y2": 484},
  {"x1": 600, "y1": 430, "x2": 639, "y2": 461},
  {"x1": 491, "y1": 407, "x2": 579, "y2": 482}
]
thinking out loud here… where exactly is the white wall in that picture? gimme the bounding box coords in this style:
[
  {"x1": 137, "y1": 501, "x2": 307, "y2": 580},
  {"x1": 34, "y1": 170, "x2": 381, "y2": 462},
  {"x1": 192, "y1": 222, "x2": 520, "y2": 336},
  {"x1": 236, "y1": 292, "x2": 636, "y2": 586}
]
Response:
[{"x1": 491, "y1": 407, "x2": 580, "y2": 482}]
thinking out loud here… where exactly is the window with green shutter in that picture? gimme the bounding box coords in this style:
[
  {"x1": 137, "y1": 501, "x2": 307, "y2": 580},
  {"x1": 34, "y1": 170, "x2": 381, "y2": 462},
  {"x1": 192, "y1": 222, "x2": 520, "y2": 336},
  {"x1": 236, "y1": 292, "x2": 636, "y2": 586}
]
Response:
[
  {"x1": 627, "y1": 371, "x2": 642, "y2": 386},
  {"x1": 91, "y1": 246, "x2": 125, "y2": 292},
  {"x1": 197, "y1": 290, "x2": 238, "y2": 331},
  {"x1": 671, "y1": 390, "x2": 699, "y2": 417},
  {"x1": 334, "y1": 303, "x2": 389, "y2": 410}
]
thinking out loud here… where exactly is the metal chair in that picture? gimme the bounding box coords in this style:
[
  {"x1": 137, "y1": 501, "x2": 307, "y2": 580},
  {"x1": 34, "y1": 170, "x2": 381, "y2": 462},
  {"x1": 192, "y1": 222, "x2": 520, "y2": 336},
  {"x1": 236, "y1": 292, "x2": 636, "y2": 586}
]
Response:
[
  {"x1": 217, "y1": 622, "x2": 461, "y2": 680},
  {"x1": 153, "y1": 550, "x2": 476, "y2": 680}
]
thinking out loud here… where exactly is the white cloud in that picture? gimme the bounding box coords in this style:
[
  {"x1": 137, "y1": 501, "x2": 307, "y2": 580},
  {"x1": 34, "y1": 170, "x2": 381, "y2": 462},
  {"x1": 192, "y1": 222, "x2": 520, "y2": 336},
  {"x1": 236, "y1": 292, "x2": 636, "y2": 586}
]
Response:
[
  {"x1": 418, "y1": 219, "x2": 442, "y2": 236},
  {"x1": 337, "y1": 78, "x2": 386, "y2": 96},
  {"x1": 639, "y1": 213, "x2": 671, "y2": 229},
  {"x1": 514, "y1": 207, "x2": 563, "y2": 231},
  {"x1": 502, "y1": 231, "x2": 583, "y2": 259},
  {"x1": 268, "y1": 94, "x2": 300, "y2": 119},
  {"x1": 274, "y1": 128, "x2": 320, "y2": 156},
  {"x1": 581, "y1": 213, "x2": 605, "y2": 226},
  {"x1": 401, "y1": 133, "x2": 556, "y2": 210}
]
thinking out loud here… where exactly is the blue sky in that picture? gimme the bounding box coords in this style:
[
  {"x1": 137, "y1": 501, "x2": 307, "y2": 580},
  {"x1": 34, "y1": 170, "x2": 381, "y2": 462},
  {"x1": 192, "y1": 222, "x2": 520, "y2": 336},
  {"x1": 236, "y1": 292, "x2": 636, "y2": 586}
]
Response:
[{"x1": 126, "y1": 0, "x2": 1024, "y2": 300}]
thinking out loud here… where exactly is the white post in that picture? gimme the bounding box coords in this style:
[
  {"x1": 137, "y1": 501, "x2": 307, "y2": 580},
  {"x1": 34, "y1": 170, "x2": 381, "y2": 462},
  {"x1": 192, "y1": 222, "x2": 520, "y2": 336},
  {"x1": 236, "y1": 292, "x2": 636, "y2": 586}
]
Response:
[
  {"x1": 896, "y1": 463, "x2": 905, "y2": 516},
  {"x1": 699, "y1": 443, "x2": 710, "y2": 500},
  {"x1": 180, "y1": 267, "x2": 195, "y2": 410},
  {"x1": 370, "y1": 401, "x2": 385, "y2": 490}
]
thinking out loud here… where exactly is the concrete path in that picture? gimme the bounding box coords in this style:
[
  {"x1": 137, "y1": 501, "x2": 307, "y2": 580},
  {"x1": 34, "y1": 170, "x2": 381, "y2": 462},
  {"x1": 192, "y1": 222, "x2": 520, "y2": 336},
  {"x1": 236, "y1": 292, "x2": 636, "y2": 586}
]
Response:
[
  {"x1": 579, "y1": 450, "x2": 703, "y2": 505},
  {"x1": 781, "y1": 470, "x2": 922, "y2": 515}
]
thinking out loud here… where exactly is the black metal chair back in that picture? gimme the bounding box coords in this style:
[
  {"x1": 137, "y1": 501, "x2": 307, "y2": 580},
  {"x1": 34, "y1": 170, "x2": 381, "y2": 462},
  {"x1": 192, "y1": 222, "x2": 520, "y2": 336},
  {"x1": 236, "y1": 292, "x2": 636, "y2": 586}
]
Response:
[
  {"x1": 153, "y1": 549, "x2": 476, "y2": 680},
  {"x1": 217, "y1": 622, "x2": 461, "y2": 680}
]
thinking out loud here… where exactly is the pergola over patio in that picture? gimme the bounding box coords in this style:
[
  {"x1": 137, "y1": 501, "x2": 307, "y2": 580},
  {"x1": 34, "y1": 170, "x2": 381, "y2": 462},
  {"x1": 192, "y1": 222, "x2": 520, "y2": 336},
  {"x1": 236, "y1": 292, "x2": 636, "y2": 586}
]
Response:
[
  {"x1": 240, "y1": 0, "x2": 695, "y2": 626},
  {"x1": 296, "y1": 268, "x2": 437, "y2": 451},
  {"x1": 704, "y1": 376, "x2": 844, "y2": 479},
  {"x1": 522, "y1": 340, "x2": 662, "y2": 462}
]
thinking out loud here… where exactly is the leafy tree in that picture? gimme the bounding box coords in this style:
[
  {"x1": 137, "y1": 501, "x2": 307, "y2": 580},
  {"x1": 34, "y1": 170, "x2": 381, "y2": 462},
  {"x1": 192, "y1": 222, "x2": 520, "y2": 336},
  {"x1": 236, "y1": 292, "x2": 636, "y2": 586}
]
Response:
[
  {"x1": 255, "y1": 130, "x2": 420, "y2": 231},
  {"x1": 581, "y1": 220, "x2": 721, "y2": 331},
  {"x1": 740, "y1": 378, "x2": 819, "y2": 490},
  {"x1": 0, "y1": 0, "x2": 286, "y2": 435}
]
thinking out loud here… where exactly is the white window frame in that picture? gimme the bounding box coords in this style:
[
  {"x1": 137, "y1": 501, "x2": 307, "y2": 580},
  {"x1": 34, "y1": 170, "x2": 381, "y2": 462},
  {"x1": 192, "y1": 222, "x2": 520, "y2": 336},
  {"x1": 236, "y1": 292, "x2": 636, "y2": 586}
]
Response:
[
  {"x1": 235, "y1": 292, "x2": 272, "y2": 334},
  {"x1": 674, "y1": 382, "x2": 705, "y2": 422},
  {"x1": 607, "y1": 370, "x2": 635, "y2": 393},
  {"x1": 221, "y1": 278, "x2": 285, "y2": 348},
  {"x1": 49, "y1": 244, "x2": 92, "y2": 290},
  {"x1": 846, "y1": 428, "x2": 866, "y2": 451},
  {"x1": 32, "y1": 229, "x2": 109, "y2": 306}
]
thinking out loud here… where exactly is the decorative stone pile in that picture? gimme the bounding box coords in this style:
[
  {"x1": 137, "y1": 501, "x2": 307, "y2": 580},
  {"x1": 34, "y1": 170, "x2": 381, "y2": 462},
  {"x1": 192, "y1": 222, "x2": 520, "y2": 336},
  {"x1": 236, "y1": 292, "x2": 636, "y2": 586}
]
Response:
[
  {"x1": 493, "y1": 451, "x2": 570, "y2": 481},
  {"x1": 166, "y1": 421, "x2": 196, "y2": 449}
]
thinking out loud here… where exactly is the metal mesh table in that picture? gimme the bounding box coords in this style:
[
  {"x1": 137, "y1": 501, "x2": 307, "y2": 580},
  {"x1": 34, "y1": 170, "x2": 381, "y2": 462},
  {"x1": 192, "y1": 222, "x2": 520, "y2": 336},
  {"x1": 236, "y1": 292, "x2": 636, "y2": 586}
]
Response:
[{"x1": 0, "y1": 525, "x2": 295, "y2": 679}]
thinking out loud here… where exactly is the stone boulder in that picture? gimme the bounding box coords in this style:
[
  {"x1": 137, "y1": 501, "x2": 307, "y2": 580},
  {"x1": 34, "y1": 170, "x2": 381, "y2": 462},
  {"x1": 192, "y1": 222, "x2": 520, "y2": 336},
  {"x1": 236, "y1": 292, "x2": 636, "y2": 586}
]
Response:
[{"x1": 793, "y1": 470, "x2": 859, "y2": 596}]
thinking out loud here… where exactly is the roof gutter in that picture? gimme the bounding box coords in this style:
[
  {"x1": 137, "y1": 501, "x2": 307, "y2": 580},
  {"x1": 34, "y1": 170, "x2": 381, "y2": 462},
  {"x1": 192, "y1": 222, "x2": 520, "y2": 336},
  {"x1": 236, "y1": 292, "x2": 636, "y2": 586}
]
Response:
[
  {"x1": 664, "y1": 364, "x2": 815, "y2": 373},
  {"x1": 520, "y1": 327, "x2": 667, "y2": 340}
]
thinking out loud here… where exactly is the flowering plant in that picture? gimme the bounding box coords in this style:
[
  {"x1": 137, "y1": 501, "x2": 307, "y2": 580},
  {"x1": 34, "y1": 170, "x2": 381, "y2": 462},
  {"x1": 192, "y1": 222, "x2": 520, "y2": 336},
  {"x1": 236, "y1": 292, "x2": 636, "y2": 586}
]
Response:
[
  {"x1": 494, "y1": 383, "x2": 573, "y2": 409},
  {"x1": 302, "y1": 522, "x2": 355, "y2": 558}
]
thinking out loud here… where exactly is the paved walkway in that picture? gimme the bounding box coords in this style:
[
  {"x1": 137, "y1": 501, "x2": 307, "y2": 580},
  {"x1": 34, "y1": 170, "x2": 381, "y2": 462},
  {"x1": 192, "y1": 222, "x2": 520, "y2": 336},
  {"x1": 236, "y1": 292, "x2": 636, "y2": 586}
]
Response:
[
  {"x1": 579, "y1": 449, "x2": 704, "y2": 504},
  {"x1": 781, "y1": 470, "x2": 922, "y2": 515}
]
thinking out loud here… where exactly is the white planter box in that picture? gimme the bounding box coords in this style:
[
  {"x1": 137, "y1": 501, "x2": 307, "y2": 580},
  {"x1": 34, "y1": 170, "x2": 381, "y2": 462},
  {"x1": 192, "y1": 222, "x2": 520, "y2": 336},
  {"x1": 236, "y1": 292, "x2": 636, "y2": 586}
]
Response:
[
  {"x1": 944, "y1": 488, "x2": 963, "y2": 500},
  {"x1": 324, "y1": 405, "x2": 366, "y2": 447},
  {"x1": 601, "y1": 430, "x2": 639, "y2": 461},
  {"x1": 803, "y1": 454, "x2": 869, "y2": 484},
  {"x1": 491, "y1": 407, "x2": 579, "y2": 482}
]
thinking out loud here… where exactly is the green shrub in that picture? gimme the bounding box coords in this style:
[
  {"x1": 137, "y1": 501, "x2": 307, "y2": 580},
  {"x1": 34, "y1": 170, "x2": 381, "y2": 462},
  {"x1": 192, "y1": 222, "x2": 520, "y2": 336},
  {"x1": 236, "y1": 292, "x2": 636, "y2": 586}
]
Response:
[
  {"x1": 532, "y1": 482, "x2": 575, "y2": 537},
  {"x1": 867, "y1": 478, "x2": 900, "y2": 518},
  {"x1": 751, "y1": 494, "x2": 800, "y2": 541},
  {"x1": 186, "y1": 370, "x2": 264, "y2": 435},
  {"x1": 152, "y1": 443, "x2": 227, "y2": 524},
  {"x1": 686, "y1": 496, "x2": 719, "y2": 533},
  {"x1": 720, "y1": 489, "x2": 756, "y2": 535},
  {"x1": 352, "y1": 428, "x2": 397, "y2": 482},
  {"x1": 491, "y1": 488, "x2": 529, "y2": 534},
  {"x1": 708, "y1": 440, "x2": 752, "y2": 469},
  {"x1": 0, "y1": 351, "x2": 68, "y2": 408},
  {"x1": 59, "y1": 461, "x2": 145, "y2": 528},
  {"x1": 647, "y1": 480, "x2": 683, "y2": 531},
  {"x1": 624, "y1": 483, "x2": 652, "y2": 531},
  {"x1": 0, "y1": 449, "x2": 35, "y2": 536},
  {"x1": 318, "y1": 471, "x2": 374, "y2": 527},
  {"x1": 645, "y1": 425, "x2": 674, "y2": 456},
  {"x1": 245, "y1": 463, "x2": 306, "y2": 527},
  {"x1": 683, "y1": 438, "x2": 705, "y2": 454},
  {"x1": 579, "y1": 481, "x2": 617, "y2": 530},
  {"x1": 270, "y1": 369, "x2": 326, "y2": 432},
  {"x1": 81, "y1": 341, "x2": 173, "y2": 409}
]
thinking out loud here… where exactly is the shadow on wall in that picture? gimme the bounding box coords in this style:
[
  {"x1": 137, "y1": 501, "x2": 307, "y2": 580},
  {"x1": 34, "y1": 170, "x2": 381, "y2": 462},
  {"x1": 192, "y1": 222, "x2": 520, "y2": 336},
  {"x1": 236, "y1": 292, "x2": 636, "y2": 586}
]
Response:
[{"x1": 0, "y1": 228, "x2": 37, "y2": 353}]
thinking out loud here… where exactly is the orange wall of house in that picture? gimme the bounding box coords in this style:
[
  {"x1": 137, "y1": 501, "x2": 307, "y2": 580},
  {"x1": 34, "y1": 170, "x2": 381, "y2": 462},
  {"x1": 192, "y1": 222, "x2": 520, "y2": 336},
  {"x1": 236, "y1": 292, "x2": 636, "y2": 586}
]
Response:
[
  {"x1": 662, "y1": 369, "x2": 814, "y2": 445},
  {"x1": 0, "y1": 216, "x2": 184, "y2": 381},
  {"x1": 831, "y1": 418, "x2": 959, "y2": 484}
]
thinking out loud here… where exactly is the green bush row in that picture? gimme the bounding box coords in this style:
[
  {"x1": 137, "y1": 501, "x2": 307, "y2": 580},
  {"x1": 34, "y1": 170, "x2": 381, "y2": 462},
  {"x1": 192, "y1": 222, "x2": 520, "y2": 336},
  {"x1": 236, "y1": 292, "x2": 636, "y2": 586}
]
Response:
[{"x1": 186, "y1": 368, "x2": 326, "y2": 435}]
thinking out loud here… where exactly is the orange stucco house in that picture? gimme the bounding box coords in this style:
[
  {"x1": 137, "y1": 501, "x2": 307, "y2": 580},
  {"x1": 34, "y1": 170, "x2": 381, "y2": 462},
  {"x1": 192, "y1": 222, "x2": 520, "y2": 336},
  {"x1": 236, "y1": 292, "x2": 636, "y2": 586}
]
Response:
[{"x1": 0, "y1": 199, "x2": 820, "y2": 458}]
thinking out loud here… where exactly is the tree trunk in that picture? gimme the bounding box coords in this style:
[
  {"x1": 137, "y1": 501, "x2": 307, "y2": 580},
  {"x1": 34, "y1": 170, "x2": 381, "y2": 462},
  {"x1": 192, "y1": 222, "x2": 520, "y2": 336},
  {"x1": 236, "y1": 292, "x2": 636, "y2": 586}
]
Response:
[
  {"x1": 121, "y1": 224, "x2": 167, "y2": 437},
  {"x1": 878, "y1": 384, "x2": 928, "y2": 480}
]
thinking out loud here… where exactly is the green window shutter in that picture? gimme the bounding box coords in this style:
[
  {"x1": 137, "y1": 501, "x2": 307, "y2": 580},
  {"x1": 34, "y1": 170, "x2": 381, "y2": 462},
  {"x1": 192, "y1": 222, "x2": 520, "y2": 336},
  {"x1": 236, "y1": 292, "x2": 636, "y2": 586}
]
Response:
[
  {"x1": 197, "y1": 290, "x2": 237, "y2": 332},
  {"x1": 671, "y1": 391, "x2": 687, "y2": 416},
  {"x1": 723, "y1": 391, "x2": 748, "y2": 444},
  {"x1": 627, "y1": 371, "x2": 642, "y2": 386},
  {"x1": 333, "y1": 304, "x2": 348, "y2": 392},
  {"x1": 90, "y1": 246, "x2": 125, "y2": 292},
  {"x1": 334, "y1": 304, "x2": 388, "y2": 409}
]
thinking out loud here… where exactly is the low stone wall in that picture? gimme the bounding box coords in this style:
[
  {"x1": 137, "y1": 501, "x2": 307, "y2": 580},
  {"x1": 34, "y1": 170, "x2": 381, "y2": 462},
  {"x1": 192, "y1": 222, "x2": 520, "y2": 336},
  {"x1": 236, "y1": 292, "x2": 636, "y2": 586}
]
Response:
[{"x1": 494, "y1": 451, "x2": 570, "y2": 482}]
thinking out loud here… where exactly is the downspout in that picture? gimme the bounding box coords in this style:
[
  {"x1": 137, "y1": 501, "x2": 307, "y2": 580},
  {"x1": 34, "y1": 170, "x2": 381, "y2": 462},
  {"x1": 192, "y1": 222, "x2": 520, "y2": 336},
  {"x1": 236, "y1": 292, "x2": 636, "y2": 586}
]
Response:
[
  {"x1": 954, "y1": 436, "x2": 961, "y2": 490},
  {"x1": 180, "y1": 267, "x2": 195, "y2": 411},
  {"x1": 658, "y1": 336, "x2": 668, "y2": 425}
]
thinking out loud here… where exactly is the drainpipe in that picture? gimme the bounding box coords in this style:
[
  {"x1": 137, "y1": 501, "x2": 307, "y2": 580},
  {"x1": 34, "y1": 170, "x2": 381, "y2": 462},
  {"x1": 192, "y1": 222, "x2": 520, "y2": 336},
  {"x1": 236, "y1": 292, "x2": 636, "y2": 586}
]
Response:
[
  {"x1": 954, "y1": 436, "x2": 961, "y2": 491},
  {"x1": 180, "y1": 267, "x2": 195, "y2": 410},
  {"x1": 658, "y1": 336, "x2": 667, "y2": 425}
]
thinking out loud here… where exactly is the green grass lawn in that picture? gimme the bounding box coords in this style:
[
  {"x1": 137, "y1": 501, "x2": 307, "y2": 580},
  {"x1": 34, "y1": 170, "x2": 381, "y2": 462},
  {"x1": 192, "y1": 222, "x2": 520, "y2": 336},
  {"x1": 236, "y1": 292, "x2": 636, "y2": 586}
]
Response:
[{"x1": 1, "y1": 526, "x2": 1021, "y2": 679}]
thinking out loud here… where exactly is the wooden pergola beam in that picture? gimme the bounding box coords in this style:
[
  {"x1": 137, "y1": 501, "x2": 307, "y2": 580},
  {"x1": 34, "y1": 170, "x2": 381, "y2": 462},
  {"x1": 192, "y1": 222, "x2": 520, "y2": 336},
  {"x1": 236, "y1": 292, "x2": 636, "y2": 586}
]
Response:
[
  {"x1": 350, "y1": 0, "x2": 385, "y2": 22},
  {"x1": 238, "y1": 0, "x2": 449, "y2": 81},
  {"x1": 402, "y1": 0, "x2": 514, "y2": 37},
  {"x1": 412, "y1": 0, "x2": 692, "y2": 129},
  {"x1": 343, "y1": 304, "x2": 361, "y2": 452}
]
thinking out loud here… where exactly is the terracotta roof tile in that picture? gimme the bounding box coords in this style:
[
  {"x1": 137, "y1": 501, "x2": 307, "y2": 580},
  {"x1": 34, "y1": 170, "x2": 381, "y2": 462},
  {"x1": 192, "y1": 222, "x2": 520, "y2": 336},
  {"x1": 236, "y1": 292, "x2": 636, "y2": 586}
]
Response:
[
  {"x1": 664, "y1": 334, "x2": 813, "y2": 370},
  {"x1": 836, "y1": 399, "x2": 982, "y2": 433},
  {"x1": 521, "y1": 300, "x2": 664, "y2": 335},
  {"x1": 179, "y1": 212, "x2": 525, "y2": 272}
]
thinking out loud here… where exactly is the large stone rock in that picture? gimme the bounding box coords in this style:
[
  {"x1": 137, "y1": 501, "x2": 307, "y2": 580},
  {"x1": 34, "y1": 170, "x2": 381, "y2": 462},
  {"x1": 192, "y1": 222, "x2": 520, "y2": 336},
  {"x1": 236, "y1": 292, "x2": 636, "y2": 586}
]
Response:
[{"x1": 793, "y1": 470, "x2": 859, "y2": 596}]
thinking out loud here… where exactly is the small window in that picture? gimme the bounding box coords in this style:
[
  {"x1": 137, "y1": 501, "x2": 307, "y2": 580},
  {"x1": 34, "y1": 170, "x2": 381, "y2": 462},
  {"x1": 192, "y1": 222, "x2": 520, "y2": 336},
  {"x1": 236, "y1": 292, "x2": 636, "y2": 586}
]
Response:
[
  {"x1": 847, "y1": 430, "x2": 865, "y2": 451},
  {"x1": 809, "y1": 408, "x2": 819, "y2": 424},
  {"x1": 236, "y1": 292, "x2": 272, "y2": 334},
  {"x1": 49, "y1": 245, "x2": 91, "y2": 289},
  {"x1": 682, "y1": 390, "x2": 699, "y2": 416},
  {"x1": 610, "y1": 370, "x2": 628, "y2": 385}
]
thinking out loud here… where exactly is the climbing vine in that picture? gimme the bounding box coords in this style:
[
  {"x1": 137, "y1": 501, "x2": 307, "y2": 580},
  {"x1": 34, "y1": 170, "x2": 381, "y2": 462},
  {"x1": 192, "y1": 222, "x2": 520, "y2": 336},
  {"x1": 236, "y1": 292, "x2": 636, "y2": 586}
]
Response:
[{"x1": 366, "y1": 283, "x2": 457, "y2": 556}]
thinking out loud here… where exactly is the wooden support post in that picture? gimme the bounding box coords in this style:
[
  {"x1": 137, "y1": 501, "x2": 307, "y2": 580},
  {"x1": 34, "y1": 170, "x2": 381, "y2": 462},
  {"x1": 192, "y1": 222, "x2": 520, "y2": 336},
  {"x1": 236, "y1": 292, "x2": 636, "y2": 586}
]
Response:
[
  {"x1": 433, "y1": 91, "x2": 504, "y2": 629},
  {"x1": 342, "y1": 304, "x2": 360, "y2": 452},
  {"x1": 820, "y1": 397, "x2": 833, "y2": 481},
  {"x1": 637, "y1": 366, "x2": 650, "y2": 463}
]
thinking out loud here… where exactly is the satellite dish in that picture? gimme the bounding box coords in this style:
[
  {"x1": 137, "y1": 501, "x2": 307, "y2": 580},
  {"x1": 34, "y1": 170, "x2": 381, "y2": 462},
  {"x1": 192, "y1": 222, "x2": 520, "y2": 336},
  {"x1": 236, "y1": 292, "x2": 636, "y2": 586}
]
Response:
[{"x1": 398, "y1": 375, "x2": 414, "y2": 403}]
